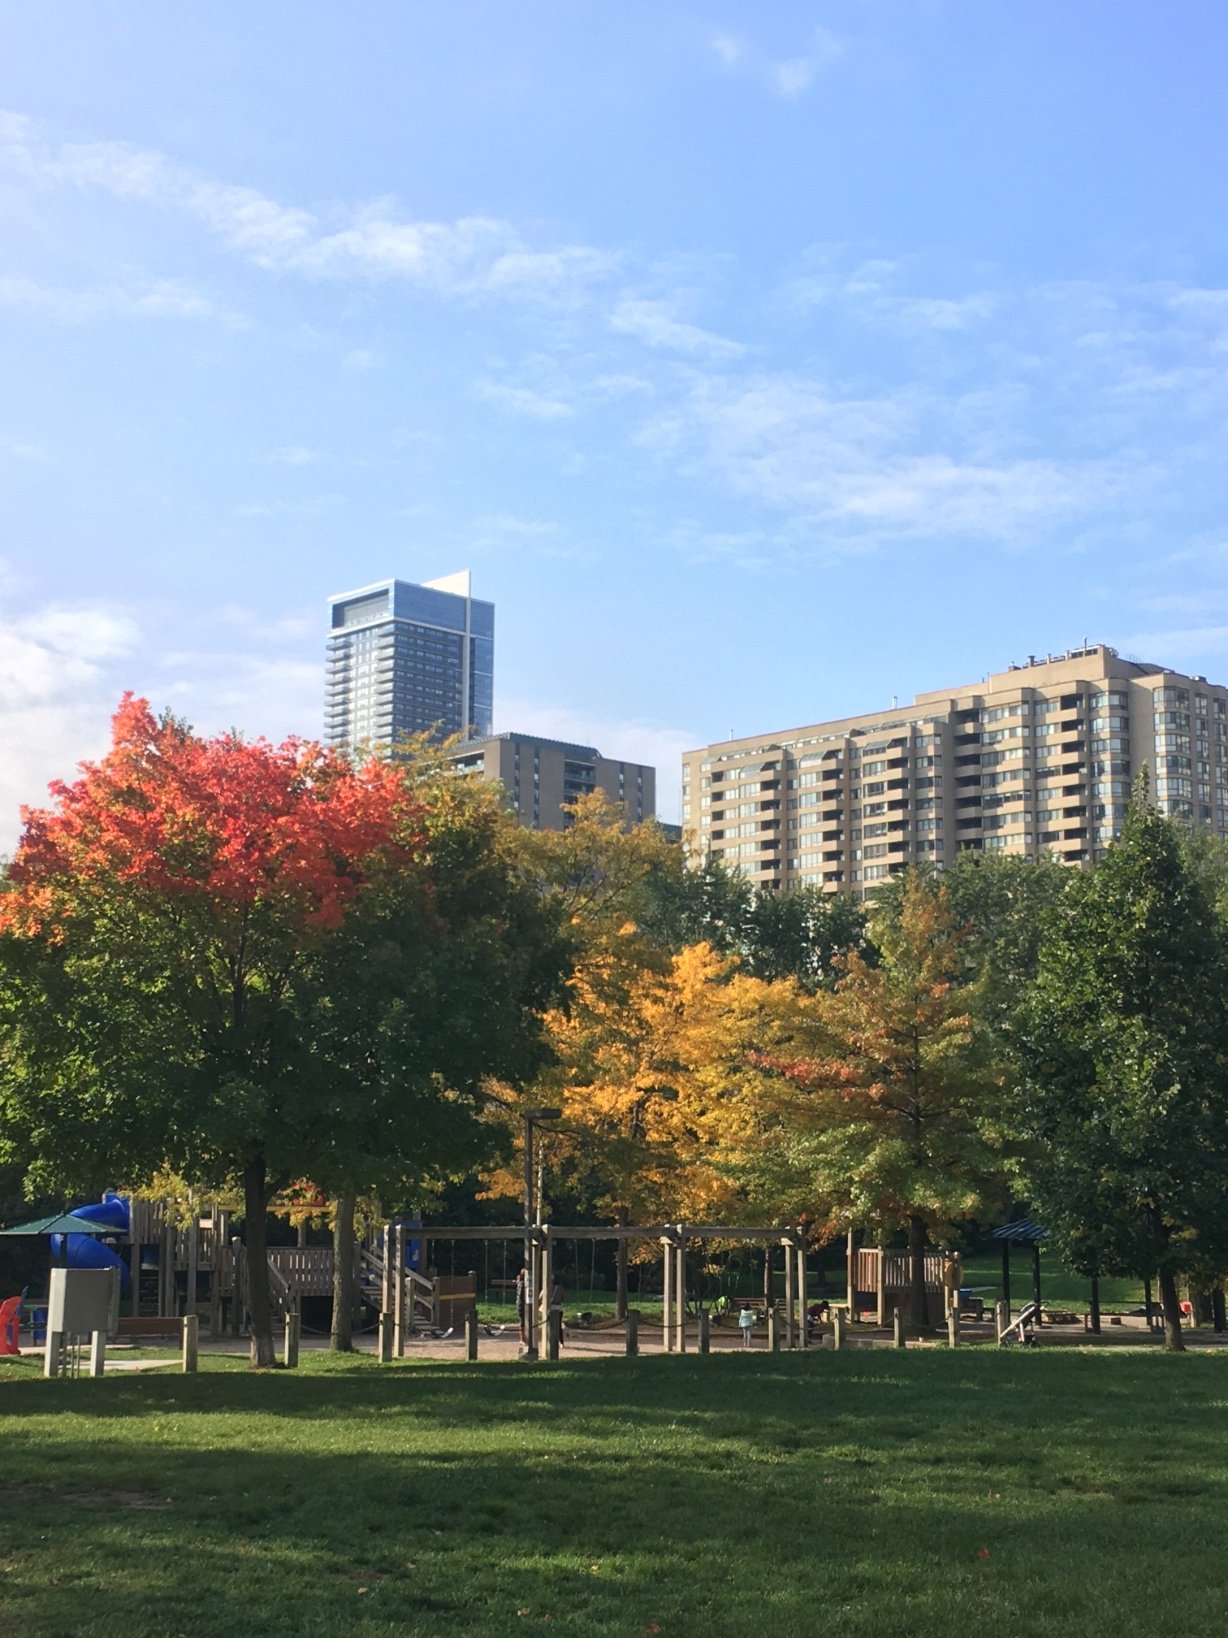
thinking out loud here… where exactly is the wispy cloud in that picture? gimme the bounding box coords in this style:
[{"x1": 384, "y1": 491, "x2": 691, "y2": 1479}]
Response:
[
  {"x1": 706, "y1": 25, "x2": 845, "y2": 100},
  {"x1": 475, "y1": 380, "x2": 575, "y2": 420},
  {"x1": 341, "y1": 347, "x2": 380, "y2": 370},
  {"x1": 610, "y1": 298, "x2": 743, "y2": 359},
  {"x1": 1, "y1": 437, "x2": 49, "y2": 461},
  {"x1": 0, "y1": 111, "x2": 613, "y2": 304},
  {"x1": 637, "y1": 370, "x2": 1134, "y2": 550},
  {"x1": 708, "y1": 33, "x2": 745, "y2": 69},
  {"x1": 266, "y1": 445, "x2": 318, "y2": 467},
  {"x1": 0, "y1": 272, "x2": 240, "y2": 325}
]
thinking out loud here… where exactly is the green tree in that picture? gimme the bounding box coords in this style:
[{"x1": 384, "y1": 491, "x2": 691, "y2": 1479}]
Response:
[
  {"x1": 642, "y1": 853, "x2": 867, "y2": 989},
  {"x1": 871, "y1": 851, "x2": 1069, "y2": 1029},
  {"x1": 1012, "y1": 796, "x2": 1228, "y2": 1350}
]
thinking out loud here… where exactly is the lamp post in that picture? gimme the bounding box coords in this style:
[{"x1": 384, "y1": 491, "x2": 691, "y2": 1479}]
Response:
[{"x1": 522, "y1": 1106, "x2": 561, "y2": 1360}]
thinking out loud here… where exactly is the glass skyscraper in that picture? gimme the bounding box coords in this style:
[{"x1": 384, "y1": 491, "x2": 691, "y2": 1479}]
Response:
[{"x1": 324, "y1": 572, "x2": 494, "y2": 755}]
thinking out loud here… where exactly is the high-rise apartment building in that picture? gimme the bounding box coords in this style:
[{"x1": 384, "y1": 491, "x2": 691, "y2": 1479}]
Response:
[
  {"x1": 682, "y1": 645, "x2": 1228, "y2": 899},
  {"x1": 325, "y1": 572, "x2": 493, "y2": 755},
  {"x1": 449, "y1": 732, "x2": 655, "y2": 830}
]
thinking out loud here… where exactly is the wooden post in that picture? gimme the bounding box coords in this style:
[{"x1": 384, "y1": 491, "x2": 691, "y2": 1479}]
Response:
[
  {"x1": 625, "y1": 1311, "x2": 639, "y2": 1356},
  {"x1": 531, "y1": 1238, "x2": 545, "y2": 1359},
  {"x1": 832, "y1": 1308, "x2": 845, "y2": 1351},
  {"x1": 662, "y1": 1236, "x2": 674, "y2": 1355},
  {"x1": 796, "y1": 1242, "x2": 809, "y2": 1351},
  {"x1": 392, "y1": 1224, "x2": 406, "y2": 1356},
  {"x1": 846, "y1": 1227, "x2": 856, "y2": 1315},
  {"x1": 675, "y1": 1234, "x2": 687, "y2": 1355},
  {"x1": 789, "y1": 1244, "x2": 799, "y2": 1349},
  {"x1": 947, "y1": 1308, "x2": 959, "y2": 1349},
  {"x1": 1143, "y1": 1276, "x2": 1155, "y2": 1332},
  {"x1": 541, "y1": 1228, "x2": 555, "y2": 1360},
  {"x1": 186, "y1": 1195, "x2": 198, "y2": 1330},
  {"x1": 1031, "y1": 1243, "x2": 1042, "y2": 1313},
  {"x1": 1001, "y1": 1240, "x2": 1011, "y2": 1315},
  {"x1": 893, "y1": 1310, "x2": 906, "y2": 1348},
  {"x1": 1089, "y1": 1272, "x2": 1101, "y2": 1335},
  {"x1": 465, "y1": 1308, "x2": 479, "y2": 1362},
  {"x1": 283, "y1": 1311, "x2": 300, "y2": 1369},
  {"x1": 698, "y1": 1309, "x2": 710, "y2": 1355},
  {"x1": 767, "y1": 1304, "x2": 780, "y2": 1352},
  {"x1": 89, "y1": 1330, "x2": 106, "y2": 1377},
  {"x1": 182, "y1": 1313, "x2": 198, "y2": 1374},
  {"x1": 995, "y1": 1298, "x2": 1009, "y2": 1342}
]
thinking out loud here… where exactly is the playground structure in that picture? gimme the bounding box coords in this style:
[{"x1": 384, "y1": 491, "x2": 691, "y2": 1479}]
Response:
[
  {"x1": 21, "y1": 1193, "x2": 468, "y2": 1344},
  {"x1": 849, "y1": 1245, "x2": 956, "y2": 1325}
]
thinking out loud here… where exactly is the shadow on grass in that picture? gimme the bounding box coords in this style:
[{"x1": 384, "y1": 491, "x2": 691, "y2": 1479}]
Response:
[{"x1": 4, "y1": 1352, "x2": 1228, "y2": 1636}]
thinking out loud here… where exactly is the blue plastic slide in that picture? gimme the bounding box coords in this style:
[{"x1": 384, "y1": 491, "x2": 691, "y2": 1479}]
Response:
[{"x1": 50, "y1": 1191, "x2": 131, "y2": 1296}]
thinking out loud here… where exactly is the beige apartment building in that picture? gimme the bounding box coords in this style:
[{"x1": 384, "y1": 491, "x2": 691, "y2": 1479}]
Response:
[
  {"x1": 681, "y1": 645, "x2": 1228, "y2": 898},
  {"x1": 450, "y1": 732, "x2": 655, "y2": 831}
]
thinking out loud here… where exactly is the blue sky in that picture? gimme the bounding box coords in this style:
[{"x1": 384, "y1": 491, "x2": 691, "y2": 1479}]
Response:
[{"x1": 2, "y1": 2, "x2": 1227, "y2": 848}]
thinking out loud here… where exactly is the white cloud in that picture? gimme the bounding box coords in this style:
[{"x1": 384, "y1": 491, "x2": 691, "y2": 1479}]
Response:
[
  {"x1": 266, "y1": 445, "x2": 318, "y2": 467},
  {"x1": 0, "y1": 112, "x2": 611, "y2": 305},
  {"x1": 0, "y1": 272, "x2": 238, "y2": 325},
  {"x1": 610, "y1": 298, "x2": 743, "y2": 359},
  {"x1": 1, "y1": 438, "x2": 48, "y2": 461},
  {"x1": 707, "y1": 25, "x2": 844, "y2": 99},
  {"x1": 0, "y1": 600, "x2": 141, "y2": 853},
  {"x1": 709, "y1": 33, "x2": 745, "y2": 69},
  {"x1": 341, "y1": 348, "x2": 380, "y2": 370},
  {"x1": 475, "y1": 380, "x2": 575, "y2": 420},
  {"x1": 637, "y1": 371, "x2": 1132, "y2": 549}
]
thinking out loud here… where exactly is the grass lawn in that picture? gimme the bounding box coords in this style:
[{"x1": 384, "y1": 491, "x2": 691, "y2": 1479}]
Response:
[{"x1": 3, "y1": 1346, "x2": 1227, "y2": 1637}]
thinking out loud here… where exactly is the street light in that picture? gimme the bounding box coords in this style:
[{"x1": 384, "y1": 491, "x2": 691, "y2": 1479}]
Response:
[{"x1": 522, "y1": 1106, "x2": 561, "y2": 1360}]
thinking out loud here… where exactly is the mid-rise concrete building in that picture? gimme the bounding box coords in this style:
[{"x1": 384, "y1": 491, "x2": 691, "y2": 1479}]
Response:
[
  {"x1": 325, "y1": 572, "x2": 493, "y2": 755},
  {"x1": 682, "y1": 645, "x2": 1228, "y2": 898},
  {"x1": 450, "y1": 732, "x2": 654, "y2": 831}
]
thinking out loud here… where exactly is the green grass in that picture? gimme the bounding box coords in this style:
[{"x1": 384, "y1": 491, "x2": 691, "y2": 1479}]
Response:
[{"x1": 5, "y1": 1348, "x2": 1228, "y2": 1635}]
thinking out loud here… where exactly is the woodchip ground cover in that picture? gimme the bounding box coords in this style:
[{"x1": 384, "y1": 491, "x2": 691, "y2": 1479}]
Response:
[{"x1": 3, "y1": 1348, "x2": 1227, "y2": 1637}]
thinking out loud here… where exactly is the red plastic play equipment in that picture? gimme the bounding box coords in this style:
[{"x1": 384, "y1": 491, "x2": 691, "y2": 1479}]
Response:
[{"x1": 0, "y1": 1295, "x2": 21, "y2": 1355}]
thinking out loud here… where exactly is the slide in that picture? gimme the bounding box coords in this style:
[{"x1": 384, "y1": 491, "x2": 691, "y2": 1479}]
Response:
[{"x1": 50, "y1": 1192, "x2": 131, "y2": 1297}]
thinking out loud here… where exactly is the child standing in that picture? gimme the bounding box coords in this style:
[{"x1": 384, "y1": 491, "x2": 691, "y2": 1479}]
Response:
[{"x1": 738, "y1": 1305, "x2": 755, "y2": 1349}]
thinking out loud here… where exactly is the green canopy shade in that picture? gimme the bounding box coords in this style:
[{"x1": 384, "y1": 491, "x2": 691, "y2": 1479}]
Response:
[{"x1": 0, "y1": 1213, "x2": 119, "y2": 1236}]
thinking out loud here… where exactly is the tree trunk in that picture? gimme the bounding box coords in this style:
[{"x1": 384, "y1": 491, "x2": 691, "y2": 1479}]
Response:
[
  {"x1": 1157, "y1": 1266, "x2": 1185, "y2": 1353},
  {"x1": 615, "y1": 1207, "x2": 629, "y2": 1322},
  {"x1": 331, "y1": 1192, "x2": 356, "y2": 1352},
  {"x1": 243, "y1": 1158, "x2": 278, "y2": 1368},
  {"x1": 908, "y1": 1215, "x2": 929, "y2": 1331},
  {"x1": 1089, "y1": 1271, "x2": 1101, "y2": 1335},
  {"x1": 763, "y1": 1246, "x2": 773, "y2": 1306},
  {"x1": 1212, "y1": 1285, "x2": 1226, "y2": 1334}
]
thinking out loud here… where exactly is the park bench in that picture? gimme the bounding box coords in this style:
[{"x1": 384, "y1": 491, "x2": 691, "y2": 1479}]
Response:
[{"x1": 116, "y1": 1317, "x2": 186, "y2": 1340}]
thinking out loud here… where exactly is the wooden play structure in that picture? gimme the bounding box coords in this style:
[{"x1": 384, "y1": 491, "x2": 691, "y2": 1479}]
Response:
[{"x1": 849, "y1": 1244, "x2": 956, "y2": 1324}]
